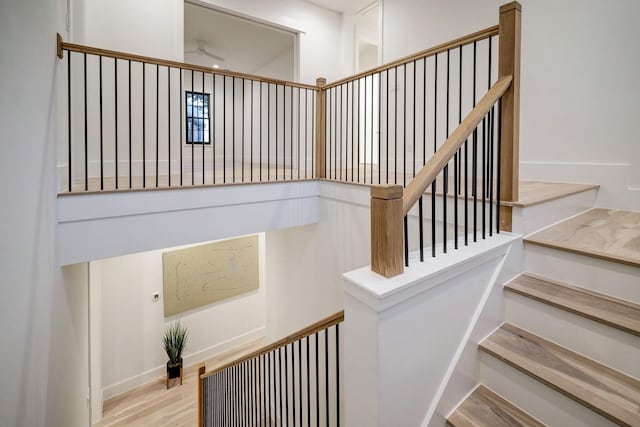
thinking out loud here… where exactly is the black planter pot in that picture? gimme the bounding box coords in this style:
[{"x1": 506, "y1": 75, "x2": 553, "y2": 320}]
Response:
[{"x1": 166, "y1": 357, "x2": 183, "y2": 380}]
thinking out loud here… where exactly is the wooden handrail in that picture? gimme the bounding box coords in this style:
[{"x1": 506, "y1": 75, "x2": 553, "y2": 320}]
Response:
[
  {"x1": 324, "y1": 25, "x2": 499, "y2": 90},
  {"x1": 200, "y1": 310, "x2": 344, "y2": 380},
  {"x1": 56, "y1": 34, "x2": 317, "y2": 91},
  {"x1": 402, "y1": 76, "x2": 512, "y2": 216}
]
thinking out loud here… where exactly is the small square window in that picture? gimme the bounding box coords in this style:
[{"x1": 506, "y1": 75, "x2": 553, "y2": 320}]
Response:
[{"x1": 185, "y1": 91, "x2": 210, "y2": 144}]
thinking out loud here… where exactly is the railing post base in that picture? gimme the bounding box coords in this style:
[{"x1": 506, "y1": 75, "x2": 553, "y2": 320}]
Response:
[
  {"x1": 371, "y1": 185, "x2": 404, "y2": 278},
  {"x1": 498, "y1": 1, "x2": 522, "y2": 232}
]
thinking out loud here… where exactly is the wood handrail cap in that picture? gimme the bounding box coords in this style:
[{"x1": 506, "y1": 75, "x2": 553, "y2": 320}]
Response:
[
  {"x1": 500, "y1": 1, "x2": 522, "y2": 13},
  {"x1": 371, "y1": 184, "x2": 403, "y2": 200}
]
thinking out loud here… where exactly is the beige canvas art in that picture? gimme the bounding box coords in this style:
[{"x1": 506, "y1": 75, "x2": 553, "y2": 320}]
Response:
[{"x1": 162, "y1": 235, "x2": 259, "y2": 317}]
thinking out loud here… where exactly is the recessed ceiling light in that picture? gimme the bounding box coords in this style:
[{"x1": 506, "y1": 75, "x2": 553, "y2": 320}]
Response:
[{"x1": 213, "y1": 64, "x2": 220, "y2": 69}]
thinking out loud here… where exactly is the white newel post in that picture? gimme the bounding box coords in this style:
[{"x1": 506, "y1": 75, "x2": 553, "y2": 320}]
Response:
[{"x1": 343, "y1": 234, "x2": 518, "y2": 427}]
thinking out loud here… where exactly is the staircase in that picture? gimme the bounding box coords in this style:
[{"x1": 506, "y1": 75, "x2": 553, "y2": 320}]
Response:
[{"x1": 448, "y1": 191, "x2": 640, "y2": 426}]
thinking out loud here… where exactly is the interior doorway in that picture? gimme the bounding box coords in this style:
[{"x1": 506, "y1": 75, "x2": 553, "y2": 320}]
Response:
[{"x1": 184, "y1": 1, "x2": 297, "y2": 81}]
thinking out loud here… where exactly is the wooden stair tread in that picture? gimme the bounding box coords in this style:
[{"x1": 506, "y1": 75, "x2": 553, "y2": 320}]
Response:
[
  {"x1": 447, "y1": 385, "x2": 544, "y2": 427},
  {"x1": 479, "y1": 323, "x2": 640, "y2": 426},
  {"x1": 524, "y1": 208, "x2": 640, "y2": 268},
  {"x1": 506, "y1": 274, "x2": 640, "y2": 337}
]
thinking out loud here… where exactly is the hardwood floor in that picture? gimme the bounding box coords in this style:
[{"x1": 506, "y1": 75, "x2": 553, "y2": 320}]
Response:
[
  {"x1": 480, "y1": 323, "x2": 640, "y2": 426},
  {"x1": 447, "y1": 385, "x2": 544, "y2": 427},
  {"x1": 506, "y1": 274, "x2": 640, "y2": 336},
  {"x1": 526, "y1": 208, "x2": 640, "y2": 267},
  {"x1": 94, "y1": 337, "x2": 266, "y2": 427}
]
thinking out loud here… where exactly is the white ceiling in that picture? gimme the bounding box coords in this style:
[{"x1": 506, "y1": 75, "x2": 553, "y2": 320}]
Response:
[
  {"x1": 303, "y1": 0, "x2": 376, "y2": 14},
  {"x1": 184, "y1": 2, "x2": 294, "y2": 77}
]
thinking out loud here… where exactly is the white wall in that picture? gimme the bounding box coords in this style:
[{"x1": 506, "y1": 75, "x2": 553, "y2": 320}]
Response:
[
  {"x1": 265, "y1": 182, "x2": 371, "y2": 341},
  {"x1": 83, "y1": 0, "x2": 184, "y2": 61},
  {"x1": 195, "y1": 0, "x2": 347, "y2": 84},
  {"x1": 382, "y1": 0, "x2": 640, "y2": 210},
  {"x1": 98, "y1": 235, "x2": 267, "y2": 398},
  {"x1": 0, "y1": 0, "x2": 82, "y2": 426}
]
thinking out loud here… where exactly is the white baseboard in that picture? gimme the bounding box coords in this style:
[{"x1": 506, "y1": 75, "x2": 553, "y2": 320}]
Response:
[{"x1": 102, "y1": 326, "x2": 265, "y2": 400}]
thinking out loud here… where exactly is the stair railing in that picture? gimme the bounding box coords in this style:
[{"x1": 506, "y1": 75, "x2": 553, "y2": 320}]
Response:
[
  {"x1": 370, "y1": 2, "x2": 521, "y2": 277},
  {"x1": 56, "y1": 35, "x2": 318, "y2": 193},
  {"x1": 198, "y1": 311, "x2": 344, "y2": 426}
]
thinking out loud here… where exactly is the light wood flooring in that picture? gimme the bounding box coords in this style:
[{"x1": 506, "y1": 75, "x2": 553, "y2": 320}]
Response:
[
  {"x1": 506, "y1": 274, "x2": 640, "y2": 337},
  {"x1": 94, "y1": 337, "x2": 266, "y2": 427},
  {"x1": 447, "y1": 385, "x2": 544, "y2": 427},
  {"x1": 526, "y1": 208, "x2": 640, "y2": 267},
  {"x1": 480, "y1": 323, "x2": 640, "y2": 426}
]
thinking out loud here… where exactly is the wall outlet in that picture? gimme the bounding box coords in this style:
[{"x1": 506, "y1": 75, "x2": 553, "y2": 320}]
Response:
[{"x1": 152, "y1": 292, "x2": 160, "y2": 302}]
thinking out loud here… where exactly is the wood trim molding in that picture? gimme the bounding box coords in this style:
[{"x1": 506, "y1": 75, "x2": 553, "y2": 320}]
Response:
[
  {"x1": 403, "y1": 76, "x2": 512, "y2": 215},
  {"x1": 201, "y1": 311, "x2": 344, "y2": 379},
  {"x1": 56, "y1": 33, "x2": 63, "y2": 59},
  {"x1": 324, "y1": 25, "x2": 499, "y2": 90},
  {"x1": 58, "y1": 37, "x2": 316, "y2": 90}
]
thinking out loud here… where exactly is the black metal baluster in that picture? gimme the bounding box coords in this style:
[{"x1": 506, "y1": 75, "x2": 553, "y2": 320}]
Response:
[
  {"x1": 298, "y1": 87, "x2": 301, "y2": 180},
  {"x1": 403, "y1": 65, "x2": 406, "y2": 188},
  {"x1": 67, "y1": 52, "x2": 72, "y2": 192},
  {"x1": 215, "y1": 73, "x2": 217, "y2": 184},
  {"x1": 251, "y1": 81, "x2": 254, "y2": 182},
  {"x1": 357, "y1": 80, "x2": 360, "y2": 182},
  {"x1": 371, "y1": 73, "x2": 375, "y2": 185},
  {"x1": 413, "y1": 61, "x2": 416, "y2": 180},
  {"x1": 99, "y1": 56, "x2": 104, "y2": 190},
  {"x1": 336, "y1": 324, "x2": 340, "y2": 426},
  {"x1": 260, "y1": 83, "x2": 263, "y2": 182},
  {"x1": 325, "y1": 328, "x2": 329, "y2": 426},
  {"x1": 482, "y1": 113, "x2": 486, "y2": 240},
  {"x1": 167, "y1": 66, "x2": 170, "y2": 187},
  {"x1": 298, "y1": 339, "x2": 302, "y2": 426},
  {"x1": 130, "y1": 61, "x2": 134, "y2": 188},
  {"x1": 276, "y1": 84, "x2": 279, "y2": 181},
  {"x1": 328, "y1": 88, "x2": 332, "y2": 180},
  {"x1": 444, "y1": 49, "x2": 450, "y2": 254},
  {"x1": 394, "y1": 68, "x2": 398, "y2": 185},
  {"x1": 306, "y1": 336, "x2": 310, "y2": 427},
  {"x1": 315, "y1": 332, "x2": 319, "y2": 427},
  {"x1": 267, "y1": 84, "x2": 271, "y2": 181},
  {"x1": 386, "y1": 70, "x2": 390, "y2": 184},
  {"x1": 473, "y1": 41, "x2": 478, "y2": 243},
  {"x1": 378, "y1": 71, "x2": 382, "y2": 184},
  {"x1": 178, "y1": 68, "x2": 182, "y2": 187},
  {"x1": 83, "y1": 52, "x2": 87, "y2": 191},
  {"x1": 404, "y1": 215, "x2": 409, "y2": 267},
  {"x1": 267, "y1": 352, "x2": 271, "y2": 425},
  {"x1": 279, "y1": 347, "x2": 283, "y2": 427},
  {"x1": 223, "y1": 76, "x2": 227, "y2": 183},
  {"x1": 190, "y1": 70, "x2": 194, "y2": 186},
  {"x1": 432, "y1": 54, "x2": 438, "y2": 257},
  {"x1": 292, "y1": 343, "x2": 296, "y2": 427},
  {"x1": 364, "y1": 76, "x2": 368, "y2": 184},
  {"x1": 305, "y1": 89, "x2": 309, "y2": 179},
  {"x1": 488, "y1": 38, "x2": 494, "y2": 236},
  {"x1": 352, "y1": 81, "x2": 355, "y2": 182},
  {"x1": 113, "y1": 58, "x2": 119, "y2": 190},
  {"x1": 339, "y1": 84, "x2": 342, "y2": 181},
  {"x1": 155, "y1": 64, "x2": 159, "y2": 187},
  {"x1": 285, "y1": 345, "x2": 289, "y2": 426},
  {"x1": 232, "y1": 77, "x2": 236, "y2": 183},
  {"x1": 497, "y1": 98, "x2": 502, "y2": 234},
  {"x1": 202, "y1": 72, "x2": 205, "y2": 185},
  {"x1": 242, "y1": 79, "x2": 245, "y2": 182}
]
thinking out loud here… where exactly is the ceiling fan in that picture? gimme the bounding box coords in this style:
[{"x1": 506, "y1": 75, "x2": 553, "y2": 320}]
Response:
[{"x1": 185, "y1": 40, "x2": 225, "y2": 62}]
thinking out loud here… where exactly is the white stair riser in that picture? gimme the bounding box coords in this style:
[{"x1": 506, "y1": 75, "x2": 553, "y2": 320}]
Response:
[
  {"x1": 478, "y1": 351, "x2": 619, "y2": 427},
  {"x1": 524, "y1": 244, "x2": 640, "y2": 304},
  {"x1": 505, "y1": 291, "x2": 640, "y2": 379},
  {"x1": 512, "y1": 189, "x2": 597, "y2": 236}
]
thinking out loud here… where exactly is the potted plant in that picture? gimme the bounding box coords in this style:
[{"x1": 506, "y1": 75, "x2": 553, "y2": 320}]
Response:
[{"x1": 163, "y1": 320, "x2": 188, "y2": 387}]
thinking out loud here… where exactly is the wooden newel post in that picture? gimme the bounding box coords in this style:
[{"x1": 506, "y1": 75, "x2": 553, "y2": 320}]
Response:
[
  {"x1": 498, "y1": 1, "x2": 521, "y2": 232},
  {"x1": 371, "y1": 185, "x2": 404, "y2": 278},
  {"x1": 315, "y1": 77, "x2": 327, "y2": 179},
  {"x1": 198, "y1": 365, "x2": 206, "y2": 427}
]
